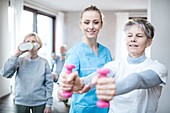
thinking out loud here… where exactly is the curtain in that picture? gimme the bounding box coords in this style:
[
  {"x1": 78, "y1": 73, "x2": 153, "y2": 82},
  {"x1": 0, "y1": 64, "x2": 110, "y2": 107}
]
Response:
[
  {"x1": 9, "y1": 0, "x2": 23, "y2": 93},
  {"x1": 115, "y1": 12, "x2": 129, "y2": 59},
  {"x1": 9, "y1": 0, "x2": 23, "y2": 53}
]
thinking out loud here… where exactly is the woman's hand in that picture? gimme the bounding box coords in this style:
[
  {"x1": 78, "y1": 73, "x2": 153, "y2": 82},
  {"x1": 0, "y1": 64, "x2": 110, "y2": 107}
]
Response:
[
  {"x1": 57, "y1": 71, "x2": 91, "y2": 100},
  {"x1": 15, "y1": 43, "x2": 28, "y2": 57},
  {"x1": 59, "y1": 71, "x2": 84, "y2": 92},
  {"x1": 92, "y1": 76, "x2": 116, "y2": 101},
  {"x1": 44, "y1": 107, "x2": 52, "y2": 113}
]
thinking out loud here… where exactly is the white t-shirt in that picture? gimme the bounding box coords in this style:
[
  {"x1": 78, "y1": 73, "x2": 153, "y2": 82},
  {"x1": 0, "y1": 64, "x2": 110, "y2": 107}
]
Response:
[{"x1": 104, "y1": 57, "x2": 168, "y2": 113}]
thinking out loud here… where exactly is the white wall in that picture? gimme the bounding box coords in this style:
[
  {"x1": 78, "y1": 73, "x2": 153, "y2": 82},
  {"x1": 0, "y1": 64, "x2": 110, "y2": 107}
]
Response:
[
  {"x1": 115, "y1": 12, "x2": 129, "y2": 60},
  {"x1": 55, "y1": 12, "x2": 65, "y2": 55},
  {"x1": 149, "y1": 0, "x2": 170, "y2": 113},
  {"x1": 64, "y1": 12, "x2": 82, "y2": 49},
  {"x1": 0, "y1": 0, "x2": 12, "y2": 98}
]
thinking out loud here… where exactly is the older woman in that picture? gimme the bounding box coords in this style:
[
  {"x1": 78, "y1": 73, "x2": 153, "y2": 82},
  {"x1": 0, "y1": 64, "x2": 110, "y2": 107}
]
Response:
[
  {"x1": 0, "y1": 32, "x2": 53, "y2": 113},
  {"x1": 93, "y1": 18, "x2": 168, "y2": 113}
]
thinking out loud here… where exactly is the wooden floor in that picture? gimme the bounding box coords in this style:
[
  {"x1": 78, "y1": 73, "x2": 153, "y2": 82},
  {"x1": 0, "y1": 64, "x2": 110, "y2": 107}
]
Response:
[
  {"x1": 0, "y1": 94, "x2": 15, "y2": 113},
  {"x1": 0, "y1": 92, "x2": 70, "y2": 113}
]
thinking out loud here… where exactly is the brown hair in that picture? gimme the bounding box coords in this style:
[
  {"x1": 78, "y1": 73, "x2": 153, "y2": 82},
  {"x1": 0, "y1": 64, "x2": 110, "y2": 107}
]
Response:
[{"x1": 80, "y1": 5, "x2": 103, "y2": 24}]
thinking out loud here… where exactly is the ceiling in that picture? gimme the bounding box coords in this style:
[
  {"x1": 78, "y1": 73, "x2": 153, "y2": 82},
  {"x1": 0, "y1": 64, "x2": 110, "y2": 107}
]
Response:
[{"x1": 24, "y1": 0, "x2": 148, "y2": 12}]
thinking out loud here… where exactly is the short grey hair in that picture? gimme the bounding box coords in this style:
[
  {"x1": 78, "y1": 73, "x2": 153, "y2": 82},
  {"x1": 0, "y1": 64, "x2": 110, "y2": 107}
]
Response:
[{"x1": 124, "y1": 18, "x2": 155, "y2": 39}]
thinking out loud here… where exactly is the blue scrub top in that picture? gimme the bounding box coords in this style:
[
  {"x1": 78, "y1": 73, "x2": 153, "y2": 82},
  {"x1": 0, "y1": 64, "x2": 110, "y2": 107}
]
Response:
[{"x1": 62, "y1": 42, "x2": 112, "y2": 113}]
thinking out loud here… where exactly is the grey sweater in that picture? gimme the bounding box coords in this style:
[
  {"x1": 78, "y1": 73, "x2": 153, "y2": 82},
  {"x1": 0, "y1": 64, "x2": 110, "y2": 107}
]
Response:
[{"x1": 0, "y1": 56, "x2": 53, "y2": 107}]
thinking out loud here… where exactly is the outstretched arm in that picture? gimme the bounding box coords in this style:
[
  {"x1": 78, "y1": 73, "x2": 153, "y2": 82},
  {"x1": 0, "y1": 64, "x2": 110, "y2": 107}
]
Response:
[
  {"x1": 116, "y1": 69, "x2": 162, "y2": 95},
  {"x1": 93, "y1": 69, "x2": 162, "y2": 101},
  {"x1": 0, "y1": 43, "x2": 29, "y2": 78}
]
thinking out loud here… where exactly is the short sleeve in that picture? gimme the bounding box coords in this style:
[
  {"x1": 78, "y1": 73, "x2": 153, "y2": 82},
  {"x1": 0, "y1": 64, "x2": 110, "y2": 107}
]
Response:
[{"x1": 61, "y1": 48, "x2": 80, "y2": 73}]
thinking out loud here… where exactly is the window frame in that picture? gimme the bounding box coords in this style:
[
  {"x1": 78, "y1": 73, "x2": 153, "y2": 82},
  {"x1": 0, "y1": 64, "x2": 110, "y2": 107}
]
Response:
[{"x1": 23, "y1": 6, "x2": 56, "y2": 52}]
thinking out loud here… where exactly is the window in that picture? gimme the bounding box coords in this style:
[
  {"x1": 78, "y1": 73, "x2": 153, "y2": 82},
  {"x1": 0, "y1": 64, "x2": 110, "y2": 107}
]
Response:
[
  {"x1": 21, "y1": 6, "x2": 56, "y2": 63},
  {"x1": 37, "y1": 14, "x2": 53, "y2": 64}
]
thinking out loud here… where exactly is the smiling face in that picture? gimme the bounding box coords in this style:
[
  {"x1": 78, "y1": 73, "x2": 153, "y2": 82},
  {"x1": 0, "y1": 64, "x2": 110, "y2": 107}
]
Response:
[
  {"x1": 125, "y1": 25, "x2": 152, "y2": 58},
  {"x1": 80, "y1": 10, "x2": 103, "y2": 40}
]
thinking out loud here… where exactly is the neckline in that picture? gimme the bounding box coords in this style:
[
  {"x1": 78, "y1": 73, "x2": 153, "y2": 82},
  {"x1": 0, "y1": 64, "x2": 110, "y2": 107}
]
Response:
[
  {"x1": 81, "y1": 42, "x2": 100, "y2": 56},
  {"x1": 127, "y1": 54, "x2": 146, "y2": 64},
  {"x1": 26, "y1": 55, "x2": 39, "y2": 61}
]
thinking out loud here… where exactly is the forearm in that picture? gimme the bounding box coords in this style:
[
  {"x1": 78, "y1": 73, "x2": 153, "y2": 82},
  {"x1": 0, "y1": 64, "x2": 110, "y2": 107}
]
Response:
[
  {"x1": 46, "y1": 86, "x2": 53, "y2": 107},
  {"x1": 81, "y1": 71, "x2": 98, "y2": 85},
  {"x1": 116, "y1": 70, "x2": 162, "y2": 95},
  {"x1": 0, "y1": 56, "x2": 19, "y2": 78},
  {"x1": 45, "y1": 64, "x2": 54, "y2": 107}
]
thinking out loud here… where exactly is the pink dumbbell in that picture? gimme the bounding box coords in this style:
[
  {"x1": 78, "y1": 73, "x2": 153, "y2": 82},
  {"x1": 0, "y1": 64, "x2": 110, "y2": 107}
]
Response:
[
  {"x1": 96, "y1": 68, "x2": 110, "y2": 108},
  {"x1": 61, "y1": 64, "x2": 75, "y2": 98}
]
